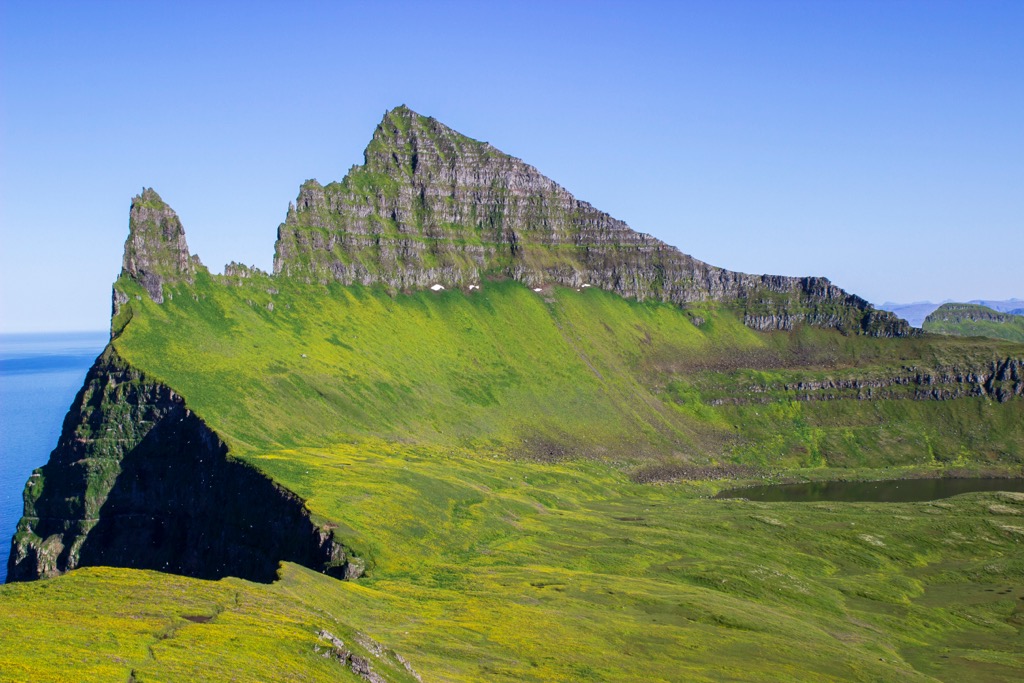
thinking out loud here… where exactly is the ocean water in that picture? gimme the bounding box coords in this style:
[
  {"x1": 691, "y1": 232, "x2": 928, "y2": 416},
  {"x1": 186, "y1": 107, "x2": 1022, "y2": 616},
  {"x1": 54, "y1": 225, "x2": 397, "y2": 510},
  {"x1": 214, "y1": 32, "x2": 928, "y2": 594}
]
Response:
[{"x1": 0, "y1": 331, "x2": 108, "y2": 583}]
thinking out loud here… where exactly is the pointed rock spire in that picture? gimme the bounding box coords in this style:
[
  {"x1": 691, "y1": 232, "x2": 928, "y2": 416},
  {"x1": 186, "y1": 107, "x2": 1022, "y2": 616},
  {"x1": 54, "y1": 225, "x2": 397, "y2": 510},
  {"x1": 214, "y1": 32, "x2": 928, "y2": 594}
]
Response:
[{"x1": 121, "y1": 188, "x2": 197, "y2": 303}]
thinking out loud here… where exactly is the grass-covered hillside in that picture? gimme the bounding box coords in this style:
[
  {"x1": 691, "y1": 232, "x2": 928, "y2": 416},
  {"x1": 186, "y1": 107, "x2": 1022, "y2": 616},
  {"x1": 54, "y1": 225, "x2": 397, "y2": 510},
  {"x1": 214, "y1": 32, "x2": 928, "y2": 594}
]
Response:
[
  {"x1": 925, "y1": 303, "x2": 1024, "y2": 343},
  {"x1": 3, "y1": 446, "x2": 1024, "y2": 681},
  {"x1": 109, "y1": 272, "x2": 1023, "y2": 474},
  {"x1": 3, "y1": 273, "x2": 1024, "y2": 680},
  {"x1": 3, "y1": 107, "x2": 1024, "y2": 679}
]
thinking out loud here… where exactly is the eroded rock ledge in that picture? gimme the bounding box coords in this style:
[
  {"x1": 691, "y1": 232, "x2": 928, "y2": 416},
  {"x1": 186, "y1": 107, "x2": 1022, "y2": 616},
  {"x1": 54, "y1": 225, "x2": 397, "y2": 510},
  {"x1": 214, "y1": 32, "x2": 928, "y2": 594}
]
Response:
[
  {"x1": 706, "y1": 357, "x2": 1024, "y2": 405},
  {"x1": 6, "y1": 347, "x2": 361, "y2": 584}
]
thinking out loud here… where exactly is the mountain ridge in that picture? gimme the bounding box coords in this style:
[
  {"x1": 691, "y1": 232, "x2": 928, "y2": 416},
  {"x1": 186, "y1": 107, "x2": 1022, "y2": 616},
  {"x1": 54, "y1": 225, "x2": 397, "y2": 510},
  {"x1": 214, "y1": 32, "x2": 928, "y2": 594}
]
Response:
[
  {"x1": 4, "y1": 106, "x2": 1024, "y2": 682},
  {"x1": 267, "y1": 105, "x2": 909, "y2": 337}
]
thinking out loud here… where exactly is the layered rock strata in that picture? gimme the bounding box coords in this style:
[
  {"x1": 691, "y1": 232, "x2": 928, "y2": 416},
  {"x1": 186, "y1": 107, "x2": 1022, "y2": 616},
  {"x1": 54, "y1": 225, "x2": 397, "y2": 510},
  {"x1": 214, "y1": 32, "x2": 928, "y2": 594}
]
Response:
[
  {"x1": 274, "y1": 106, "x2": 910, "y2": 337},
  {"x1": 708, "y1": 357, "x2": 1024, "y2": 405}
]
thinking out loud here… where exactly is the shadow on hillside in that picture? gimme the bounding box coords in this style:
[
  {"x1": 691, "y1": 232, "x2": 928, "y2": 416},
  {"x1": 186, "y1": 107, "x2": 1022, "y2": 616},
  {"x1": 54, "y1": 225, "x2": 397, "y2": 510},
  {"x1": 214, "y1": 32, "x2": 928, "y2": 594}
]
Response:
[{"x1": 77, "y1": 406, "x2": 337, "y2": 583}]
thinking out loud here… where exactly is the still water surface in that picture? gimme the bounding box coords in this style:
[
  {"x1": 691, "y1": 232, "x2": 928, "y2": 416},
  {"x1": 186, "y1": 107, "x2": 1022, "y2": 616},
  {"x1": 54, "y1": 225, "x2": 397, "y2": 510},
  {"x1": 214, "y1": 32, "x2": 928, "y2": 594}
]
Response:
[
  {"x1": 715, "y1": 477, "x2": 1024, "y2": 503},
  {"x1": 0, "y1": 332, "x2": 107, "y2": 583}
]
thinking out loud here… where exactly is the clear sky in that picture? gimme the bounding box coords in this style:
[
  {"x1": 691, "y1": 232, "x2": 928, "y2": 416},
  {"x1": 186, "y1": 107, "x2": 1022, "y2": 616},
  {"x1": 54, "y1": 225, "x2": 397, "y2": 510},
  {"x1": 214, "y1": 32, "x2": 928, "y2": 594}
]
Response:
[{"x1": 1, "y1": 1, "x2": 1021, "y2": 332}]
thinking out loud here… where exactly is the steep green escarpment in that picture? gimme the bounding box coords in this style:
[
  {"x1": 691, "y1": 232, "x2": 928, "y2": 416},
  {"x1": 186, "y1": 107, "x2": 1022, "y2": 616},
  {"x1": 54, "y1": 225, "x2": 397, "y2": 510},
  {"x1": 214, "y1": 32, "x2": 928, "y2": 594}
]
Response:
[
  {"x1": 106, "y1": 271, "x2": 1024, "y2": 475},
  {"x1": 924, "y1": 303, "x2": 1024, "y2": 342},
  {"x1": 274, "y1": 106, "x2": 909, "y2": 337},
  {"x1": 4, "y1": 108, "x2": 1024, "y2": 682},
  {"x1": 6, "y1": 346, "x2": 361, "y2": 584},
  {"x1": 11, "y1": 114, "x2": 1023, "y2": 593},
  {"x1": 96, "y1": 184, "x2": 1024, "y2": 474}
]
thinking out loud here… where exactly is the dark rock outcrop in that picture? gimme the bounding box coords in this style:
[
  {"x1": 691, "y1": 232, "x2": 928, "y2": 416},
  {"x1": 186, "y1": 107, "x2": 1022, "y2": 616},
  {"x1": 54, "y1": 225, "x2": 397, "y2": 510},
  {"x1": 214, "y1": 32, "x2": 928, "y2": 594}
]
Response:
[
  {"x1": 6, "y1": 347, "x2": 361, "y2": 584},
  {"x1": 274, "y1": 105, "x2": 910, "y2": 337},
  {"x1": 317, "y1": 629, "x2": 419, "y2": 683},
  {"x1": 224, "y1": 261, "x2": 268, "y2": 279},
  {"x1": 120, "y1": 188, "x2": 200, "y2": 304},
  {"x1": 707, "y1": 357, "x2": 1024, "y2": 405}
]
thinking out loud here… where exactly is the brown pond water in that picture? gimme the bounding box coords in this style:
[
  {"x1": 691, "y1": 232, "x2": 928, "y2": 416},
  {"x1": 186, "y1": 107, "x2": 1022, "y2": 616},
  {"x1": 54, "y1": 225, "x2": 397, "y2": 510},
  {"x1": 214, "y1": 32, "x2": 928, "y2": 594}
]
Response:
[{"x1": 714, "y1": 478, "x2": 1024, "y2": 503}]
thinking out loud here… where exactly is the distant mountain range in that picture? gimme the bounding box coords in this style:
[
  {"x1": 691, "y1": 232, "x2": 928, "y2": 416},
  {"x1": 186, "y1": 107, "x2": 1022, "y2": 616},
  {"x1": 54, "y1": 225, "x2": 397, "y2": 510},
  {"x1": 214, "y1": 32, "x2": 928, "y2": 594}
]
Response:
[{"x1": 879, "y1": 298, "x2": 1024, "y2": 327}]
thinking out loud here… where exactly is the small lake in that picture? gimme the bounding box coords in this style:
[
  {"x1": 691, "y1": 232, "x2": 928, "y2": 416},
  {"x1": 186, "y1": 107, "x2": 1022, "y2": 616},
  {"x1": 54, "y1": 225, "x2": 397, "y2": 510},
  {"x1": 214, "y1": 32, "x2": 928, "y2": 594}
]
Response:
[{"x1": 714, "y1": 477, "x2": 1024, "y2": 503}]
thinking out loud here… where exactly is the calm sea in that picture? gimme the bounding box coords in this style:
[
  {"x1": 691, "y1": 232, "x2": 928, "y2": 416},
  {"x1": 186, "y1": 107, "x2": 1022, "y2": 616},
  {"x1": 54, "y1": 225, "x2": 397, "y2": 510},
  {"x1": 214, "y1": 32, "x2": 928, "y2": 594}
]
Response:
[{"x1": 0, "y1": 331, "x2": 108, "y2": 583}]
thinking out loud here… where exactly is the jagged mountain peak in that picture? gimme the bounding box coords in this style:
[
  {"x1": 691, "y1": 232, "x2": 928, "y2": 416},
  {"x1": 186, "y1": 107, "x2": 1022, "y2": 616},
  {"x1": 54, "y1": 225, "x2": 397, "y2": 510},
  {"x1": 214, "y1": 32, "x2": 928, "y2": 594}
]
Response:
[
  {"x1": 273, "y1": 109, "x2": 910, "y2": 337},
  {"x1": 120, "y1": 188, "x2": 201, "y2": 304},
  {"x1": 134, "y1": 186, "x2": 167, "y2": 206},
  {"x1": 362, "y1": 104, "x2": 501, "y2": 179},
  {"x1": 372, "y1": 104, "x2": 465, "y2": 142}
]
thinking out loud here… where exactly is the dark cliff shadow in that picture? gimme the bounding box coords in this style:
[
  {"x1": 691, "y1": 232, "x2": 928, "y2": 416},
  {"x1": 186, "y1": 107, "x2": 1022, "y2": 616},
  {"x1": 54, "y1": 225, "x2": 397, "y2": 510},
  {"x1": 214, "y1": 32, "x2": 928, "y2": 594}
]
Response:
[{"x1": 77, "y1": 404, "x2": 340, "y2": 583}]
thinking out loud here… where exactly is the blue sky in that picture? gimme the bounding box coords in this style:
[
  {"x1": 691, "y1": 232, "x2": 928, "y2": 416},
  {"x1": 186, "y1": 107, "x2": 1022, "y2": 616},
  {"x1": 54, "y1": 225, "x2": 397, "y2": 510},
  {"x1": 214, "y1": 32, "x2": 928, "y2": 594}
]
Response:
[{"x1": 2, "y1": 0, "x2": 1021, "y2": 332}]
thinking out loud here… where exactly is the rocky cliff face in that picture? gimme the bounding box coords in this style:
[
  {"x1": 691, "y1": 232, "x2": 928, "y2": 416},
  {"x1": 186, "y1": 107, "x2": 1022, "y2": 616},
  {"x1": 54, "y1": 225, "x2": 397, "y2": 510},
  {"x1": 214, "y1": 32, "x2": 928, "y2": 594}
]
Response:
[
  {"x1": 119, "y1": 188, "x2": 200, "y2": 304},
  {"x1": 274, "y1": 106, "x2": 910, "y2": 337},
  {"x1": 711, "y1": 357, "x2": 1024, "y2": 405},
  {"x1": 6, "y1": 347, "x2": 362, "y2": 584}
]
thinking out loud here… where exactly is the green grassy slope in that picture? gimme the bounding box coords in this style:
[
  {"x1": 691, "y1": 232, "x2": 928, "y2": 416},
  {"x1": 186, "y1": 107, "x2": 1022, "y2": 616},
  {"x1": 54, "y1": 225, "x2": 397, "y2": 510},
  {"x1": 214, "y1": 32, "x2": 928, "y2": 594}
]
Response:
[
  {"x1": 110, "y1": 272, "x2": 1024, "y2": 473},
  {"x1": 0, "y1": 563, "x2": 421, "y2": 683},
  {"x1": 3, "y1": 450, "x2": 1024, "y2": 681},
  {"x1": 924, "y1": 303, "x2": 1024, "y2": 342},
  {"x1": 3, "y1": 273, "x2": 1023, "y2": 681}
]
